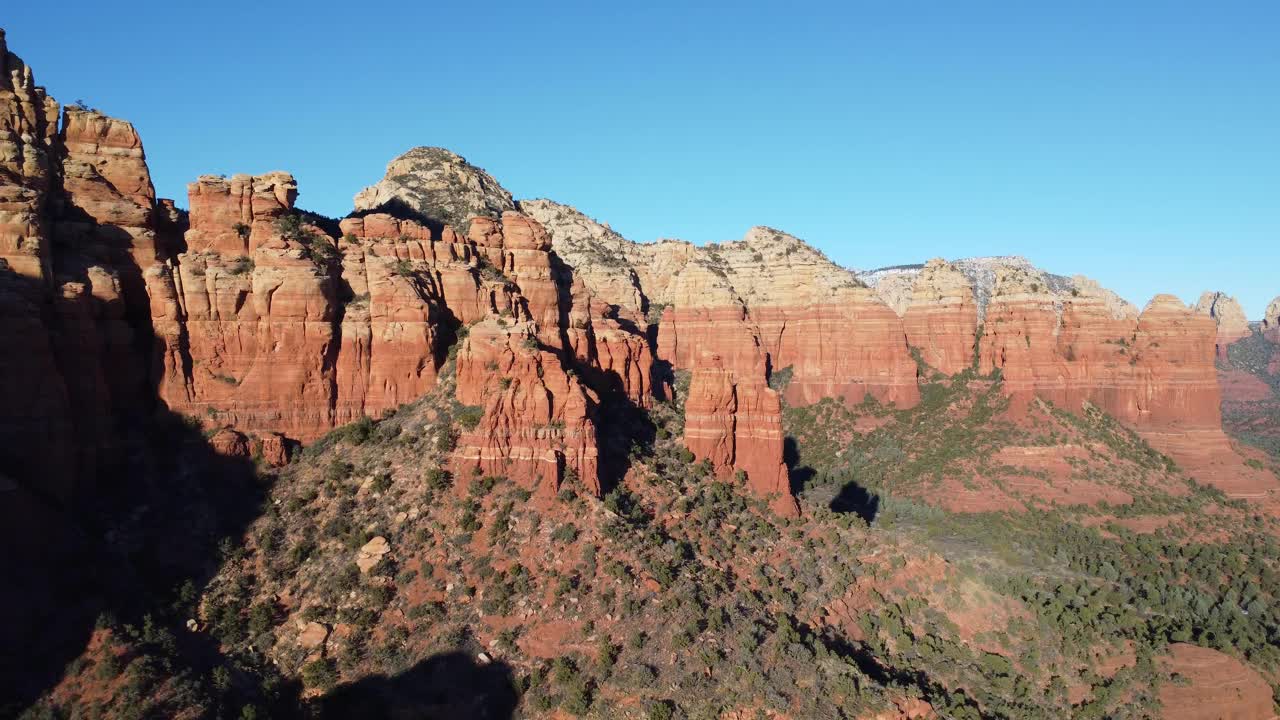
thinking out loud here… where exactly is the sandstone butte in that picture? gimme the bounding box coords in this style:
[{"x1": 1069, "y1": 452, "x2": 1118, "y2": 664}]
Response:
[
  {"x1": 1264, "y1": 295, "x2": 1280, "y2": 344},
  {"x1": 1193, "y1": 290, "x2": 1250, "y2": 358},
  {"x1": 1, "y1": 27, "x2": 1277, "y2": 516}
]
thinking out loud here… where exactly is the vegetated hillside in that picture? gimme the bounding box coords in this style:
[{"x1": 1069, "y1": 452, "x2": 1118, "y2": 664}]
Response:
[
  {"x1": 1219, "y1": 328, "x2": 1280, "y2": 462},
  {"x1": 23, "y1": 344, "x2": 1280, "y2": 720}
]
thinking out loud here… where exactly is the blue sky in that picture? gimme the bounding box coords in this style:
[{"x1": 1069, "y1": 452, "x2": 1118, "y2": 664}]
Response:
[{"x1": 5, "y1": 1, "x2": 1278, "y2": 315}]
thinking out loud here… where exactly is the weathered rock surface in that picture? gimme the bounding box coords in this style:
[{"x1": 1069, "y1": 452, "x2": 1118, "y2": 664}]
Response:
[
  {"x1": 0, "y1": 28, "x2": 58, "y2": 282},
  {"x1": 683, "y1": 348, "x2": 797, "y2": 515},
  {"x1": 0, "y1": 34, "x2": 176, "y2": 500},
  {"x1": 1263, "y1": 295, "x2": 1280, "y2": 343},
  {"x1": 517, "y1": 198, "x2": 646, "y2": 315},
  {"x1": 902, "y1": 259, "x2": 979, "y2": 375},
  {"x1": 453, "y1": 319, "x2": 600, "y2": 496},
  {"x1": 1194, "y1": 291, "x2": 1250, "y2": 357},
  {"x1": 185, "y1": 172, "x2": 296, "y2": 255},
  {"x1": 209, "y1": 428, "x2": 250, "y2": 458},
  {"x1": 148, "y1": 183, "x2": 342, "y2": 440},
  {"x1": 260, "y1": 432, "x2": 290, "y2": 467},
  {"x1": 0, "y1": 27, "x2": 1270, "y2": 518},
  {"x1": 356, "y1": 535, "x2": 390, "y2": 573},
  {"x1": 353, "y1": 146, "x2": 514, "y2": 229}
]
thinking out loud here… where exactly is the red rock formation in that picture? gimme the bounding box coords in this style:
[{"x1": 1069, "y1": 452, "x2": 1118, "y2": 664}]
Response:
[
  {"x1": 0, "y1": 267, "x2": 78, "y2": 498},
  {"x1": 2, "y1": 27, "x2": 1271, "y2": 522},
  {"x1": 332, "y1": 224, "x2": 442, "y2": 426},
  {"x1": 0, "y1": 36, "x2": 174, "y2": 499},
  {"x1": 756, "y1": 291, "x2": 921, "y2": 408},
  {"x1": 260, "y1": 432, "x2": 290, "y2": 466},
  {"x1": 683, "y1": 343, "x2": 797, "y2": 516},
  {"x1": 55, "y1": 109, "x2": 161, "y2": 275},
  {"x1": 1193, "y1": 291, "x2": 1249, "y2": 359},
  {"x1": 1263, "y1": 295, "x2": 1280, "y2": 345},
  {"x1": 653, "y1": 238, "x2": 918, "y2": 512},
  {"x1": 901, "y1": 259, "x2": 978, "y2": 376},
  {"x1": 974, "y1": 275, "x2": 1275, "y2": 499},
  {"x1": 979, "y1": 268, "x2": 1221, "y2": 430},
  {"x1": 563, "y1": 284, "x2": 655, "y2": 407},
  {"x1": 148, "y1": 192, "x2": 342, "y2": 440},
  {"x1": 185, "y1": 173, "x2": 296, "y2": 255},
  {"x1": 0, "y1": 28, "x2": 59, "y2": 282},
  {"x1": 209, "y1": 427, "x2": 250, "y2": 458},
  {"x1": 977, "y1": 265, "x2": 1063, "y2": 402},
  {"x1": 1128, "y1": 295, "x2": 1223, "y2": 429},
  {"x1": 453, "y1": 319, "x2": 600, "y2": 495}
]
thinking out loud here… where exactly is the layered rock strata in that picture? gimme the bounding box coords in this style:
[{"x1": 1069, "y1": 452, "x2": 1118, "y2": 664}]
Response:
[
  {"x1": 0, "y1": 30, "x2": 1269, "y2": 513},
  {"x1": 0, "y1": 33, "x2": 175, "y2": 500}
]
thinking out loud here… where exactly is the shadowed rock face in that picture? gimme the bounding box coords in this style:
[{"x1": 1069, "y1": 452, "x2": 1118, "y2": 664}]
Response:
[{"x1": 0, "y1": 31, "x2": 176, "y2": 500}]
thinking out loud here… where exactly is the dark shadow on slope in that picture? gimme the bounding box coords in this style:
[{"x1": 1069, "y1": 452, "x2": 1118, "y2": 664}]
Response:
[
  {"x1": 296, "y1": 206, "x2": 343, "y2": 239},
  {"x1": 829, "y1": 480, "x2": 880, "y2": 524},
  {"x1": 545, "y1": 251, "x2": 658, "y2": 496},
  {"x1": 783, "y1": 436, "x2": 815, "y2": 497},
  {"x1": 0, "y1": 263, "x2": 271, "y2": 714},
  {"x1": 347, "y1": 198, "x2": 449, "y2": 241},
  {"x1": 782, "y1": 435, "x2": 879, "y2": 523},
  {"x1": 819, "y1": 631, "x2": 983, "y2": 718},
  {"x1": 315, "y1": 652, "x2": 518, "y2": 720}
]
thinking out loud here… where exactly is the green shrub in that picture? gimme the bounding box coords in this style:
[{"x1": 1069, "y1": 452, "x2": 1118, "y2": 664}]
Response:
[
  {"x1": 227, "y1": 255, "x2": 254, "y2": 275},
  {"x1": 301, "y1": 658, "x2": 338, "y2": 690},
  {"x1": 455, "y1": 405, "x2": 484, "y2": 430},
  {"x1": 551, "y1": 524, "x2": 579, "y2": 543}
]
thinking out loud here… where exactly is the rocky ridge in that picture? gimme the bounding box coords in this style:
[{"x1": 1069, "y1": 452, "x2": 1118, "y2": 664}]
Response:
[
  {"x1": 3, "y1": 24, "x2": 1278, "y2": 522},
  {"x1": 1194, "y1": 290, "x2": 1250, "y2": 357},
  {"x1": 353, "y1": 146, "x2": 515, "y2": 230},
  {"x1": 6, "y1": 26, "x2": 1280, "y2": 720}
]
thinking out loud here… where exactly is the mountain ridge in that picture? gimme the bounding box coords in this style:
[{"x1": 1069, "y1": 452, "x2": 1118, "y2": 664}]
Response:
[{"x1": 4, "y1": 26, "x2": 1280, "y2": 720}]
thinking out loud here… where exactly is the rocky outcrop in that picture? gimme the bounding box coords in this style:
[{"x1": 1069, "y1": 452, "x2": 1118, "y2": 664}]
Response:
[
  {"x1": 353, "y1": 147, "x2": 514, "y2": 230},
  {"x1": 901, "y1": 259, "x2": 979, "y2": 375},
  {"x1": 453, "y1": 319, "x2": 600, "y2": 495},
  {"x1": 147, "y1": 186, "x2": 342, "y2": 440},
  {"x1": 653, "y1": 228, "x2": 919, "y2": 405},
  {"x1": 517, "y1": 198, "x2": 646, "y2": 315},
  {"x1": 260, "y1": 432, "x2": 290, "y2": 467},
  {"x1": 209, "y1": 427, "x2": 250, "y2": 458},
  {"x1": 0, "y1": 34, "x2": 177, "y2": 500},
  {"x1": 0, "y1": 266, "x2": 78, "y2": 499},
  {"x1": 0, "y1": 27, "x2": 1268, "y2": 517},
  {"x1": 861, "y1": 255, "x2": 1079, "y2": 322},
  {"x1": 1194, "y1": 291, "x2": 1249, "y2": 357},
  {"x1": 149, "y1": 173, "x2": 645, "y2": 493},
  {"x1": 1263, "y1": 295, "x2": 1280, "y2": 343},
  {"x1": 683, "y1": 348, "x2": 796, "y2": 515},
  {"x1": 980, "y1": 278, "x2": 1220, "y2": 428},
  {"x1": 0, "y1": 28, "x2": 58, "y2": 282},
  {"x1": 185, "y1": 172, "x2": 296, "y2": 255}
]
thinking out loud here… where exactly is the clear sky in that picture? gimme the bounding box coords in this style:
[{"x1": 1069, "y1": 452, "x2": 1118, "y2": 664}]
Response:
[{"x1": 5, "y1": 1, "x2": 1278, "y2": 315}]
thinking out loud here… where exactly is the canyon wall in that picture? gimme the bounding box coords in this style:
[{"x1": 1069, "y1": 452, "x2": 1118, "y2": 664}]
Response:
[
  {"x1": 1, "y1": 30, "x2": 174, "y2": 500},
  {"x1": 0, "y1": 28, "x2": 1270, "y2": 513}
]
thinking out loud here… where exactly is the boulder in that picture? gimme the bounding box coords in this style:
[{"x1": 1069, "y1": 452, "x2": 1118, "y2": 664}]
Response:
[{"x1": 356, "y1": 536, "x2": 390, "y2": 573}]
